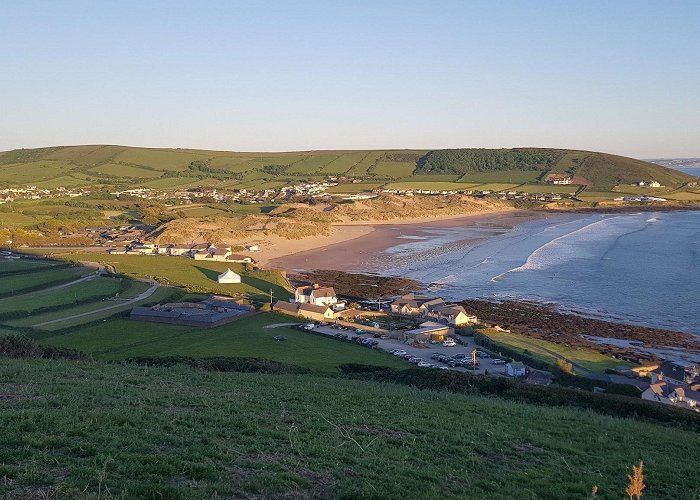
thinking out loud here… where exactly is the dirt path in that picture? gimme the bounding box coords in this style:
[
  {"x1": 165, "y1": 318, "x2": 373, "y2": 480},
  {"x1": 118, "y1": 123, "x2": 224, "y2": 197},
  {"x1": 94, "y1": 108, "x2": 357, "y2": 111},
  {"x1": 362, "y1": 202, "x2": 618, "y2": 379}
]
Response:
[{"x1": 31, "y1": 281, "x2": 160, "y2": 328}]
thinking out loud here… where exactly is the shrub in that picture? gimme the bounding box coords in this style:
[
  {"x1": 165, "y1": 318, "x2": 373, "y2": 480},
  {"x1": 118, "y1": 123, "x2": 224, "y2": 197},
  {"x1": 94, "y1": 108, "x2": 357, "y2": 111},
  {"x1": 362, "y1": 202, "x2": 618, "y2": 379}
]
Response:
[
  {"x1": 0, "y1": 335, "x2": 85, "y2": 360},
  {"x1": 121, "y1": 356, "x2": 311, "y2": 375}
]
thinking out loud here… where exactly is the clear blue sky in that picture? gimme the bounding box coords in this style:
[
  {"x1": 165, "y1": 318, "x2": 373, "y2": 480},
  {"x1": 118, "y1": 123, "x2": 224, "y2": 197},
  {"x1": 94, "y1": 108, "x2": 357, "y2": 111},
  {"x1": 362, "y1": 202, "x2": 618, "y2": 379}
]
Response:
[{"x1": 1, "y1": 0, "x2": 698, "y2": 157}]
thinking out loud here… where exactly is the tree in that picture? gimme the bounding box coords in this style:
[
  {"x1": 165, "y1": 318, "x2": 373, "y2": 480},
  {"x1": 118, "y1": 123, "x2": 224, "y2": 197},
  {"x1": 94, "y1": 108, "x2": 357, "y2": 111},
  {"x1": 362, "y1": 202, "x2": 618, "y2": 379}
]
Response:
[
  {"x1": 555, "y1": 358, "x2": 574, "y2": 375},
  {"x1": 259, "y1": 303, "x2": 272, "y2": 312}
]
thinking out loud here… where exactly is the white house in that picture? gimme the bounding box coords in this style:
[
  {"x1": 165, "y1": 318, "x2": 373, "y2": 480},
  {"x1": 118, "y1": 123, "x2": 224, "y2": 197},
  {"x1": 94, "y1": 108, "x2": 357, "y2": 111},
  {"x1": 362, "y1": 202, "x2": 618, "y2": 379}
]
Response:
[
  {"x1": 294, "y1": 284, "x2": 337, "y2": 306},
  {"x1": 505, "y1": 362, "x2": 527, "y2": 377},
  {"x1": 217, "y1": 268, "x2": 241, "y2": 284}
]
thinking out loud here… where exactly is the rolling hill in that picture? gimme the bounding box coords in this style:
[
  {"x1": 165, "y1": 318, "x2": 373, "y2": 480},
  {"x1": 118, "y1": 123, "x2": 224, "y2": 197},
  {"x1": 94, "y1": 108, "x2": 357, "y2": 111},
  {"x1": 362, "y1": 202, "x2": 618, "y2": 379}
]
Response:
[{"x1": 0, "y1": 145, "x2": 692, "y2": 191}]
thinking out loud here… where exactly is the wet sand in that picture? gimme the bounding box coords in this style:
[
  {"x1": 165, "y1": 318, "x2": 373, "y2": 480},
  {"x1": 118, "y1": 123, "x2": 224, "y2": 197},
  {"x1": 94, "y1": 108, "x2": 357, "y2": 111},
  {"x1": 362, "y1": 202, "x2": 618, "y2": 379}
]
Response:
[{"x1": 264, "y1": 209, "x2": 550, "y2": 272}]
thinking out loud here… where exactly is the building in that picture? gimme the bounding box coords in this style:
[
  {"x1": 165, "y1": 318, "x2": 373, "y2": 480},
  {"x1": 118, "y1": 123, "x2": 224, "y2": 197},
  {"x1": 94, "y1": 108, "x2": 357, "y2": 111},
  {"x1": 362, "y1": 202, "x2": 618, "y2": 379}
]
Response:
[
  {"x1": 217, "y1": 268, "x2": 241, "y2": 284},
  {"x1": 650, "y1": 361, "x2": 699, "y2": 386},
  {"x1": 402, "y1": 321, "x2": 452, "y2": 343},
  {"x1": 642, "y1": 380, "x2": 700, "y2": 411},
  {"x1": 246, "y1": 244, "x2": 259, "y2": 252},
  {"x1": 638, "y1": 180, "x2": 662, "y2": 188},
  {"x1": 505, "y1": 362, "x2": 527, "y2": 377},
  {"x1": 130, "y1": 299, "x2": 252, "y2": 328},
  {"x1": 273, "y1": 300, "x2": 335, "y2": 322},
  {"x1": 424, "y1": 304, "x2": 477, "y2": 326},
  {"x1": 390, "y1": 294, "x2": 444, "y2": 315},
  {"x1": 294, "y1": 284, "x2": 337, "y2": 307},
  {"x1": 545, "y1": 173, "x2": 573, "y2": 185}
]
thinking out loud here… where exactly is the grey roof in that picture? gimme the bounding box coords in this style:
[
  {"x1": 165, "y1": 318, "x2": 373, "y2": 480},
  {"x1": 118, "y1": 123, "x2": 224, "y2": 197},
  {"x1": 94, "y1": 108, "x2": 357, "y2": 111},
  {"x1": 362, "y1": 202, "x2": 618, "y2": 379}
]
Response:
[{"x1": 273, "y1": 301, "x2": 300, "y2": 314}]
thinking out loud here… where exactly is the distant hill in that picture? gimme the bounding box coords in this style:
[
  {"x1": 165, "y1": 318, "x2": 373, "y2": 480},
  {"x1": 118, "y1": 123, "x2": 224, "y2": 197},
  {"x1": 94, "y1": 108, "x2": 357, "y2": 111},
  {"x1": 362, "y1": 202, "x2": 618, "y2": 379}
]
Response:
[
  {"x1": 0, "y1": 144, "x2": 693, "y2": 191},
  {"x1": 416, "y1": 148, "x2": 694, "y2": 190}
]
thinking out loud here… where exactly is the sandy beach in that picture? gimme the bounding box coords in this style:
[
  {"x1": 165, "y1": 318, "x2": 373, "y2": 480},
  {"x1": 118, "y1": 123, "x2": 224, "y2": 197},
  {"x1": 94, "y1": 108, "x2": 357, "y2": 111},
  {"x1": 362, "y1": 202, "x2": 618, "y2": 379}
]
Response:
[{"x1": 260, "y1": 209, "x2": 549, "y2": 272}]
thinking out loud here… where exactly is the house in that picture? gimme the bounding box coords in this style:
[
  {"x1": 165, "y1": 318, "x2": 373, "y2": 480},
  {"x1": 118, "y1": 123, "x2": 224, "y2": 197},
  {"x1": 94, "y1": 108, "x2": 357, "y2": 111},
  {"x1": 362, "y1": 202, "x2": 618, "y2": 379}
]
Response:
[
  {"x1": 294, "y1": 284, "x2": 337, "y2": 307},
  {"x1": 424, "y1": 304, "x2": 477, "y2": 326},
  {"x1": 246, "y1": 244, "x2": 259, "y2": 252},
  {"x1": 390, "y1": 294, "x2": 444, "y2": 316},
  {"x1": 545, "y1": 173, "x2": 573, "y2": 185},
  {"x1": 638, "y1": 180, "x2": 662, "y2": 188},
  {"x1": 650, "y1": 361, "x2": 699, "y2": 386},
  {"x1": 402, "y1": 321, "x2": 452, "y2": 343},
  {"x1": 298, "y1": 303, "x2": 335, "y2": 321},
  {"x1": 217, "y1": 268, "x2": 241, "y2": 284},
  {"x1": 167, "y1": 244, "x2": 194, "y2": 256},
  {"x1": 226, "y1": 254, "x2": 254, "y2": 264},
  {"x1": 505, "y1": 362, "x2": 527, "y2": 377},
  {"x1": 642, "y1": 380, "x2": 700, "y2": 410},
  {"x1": 194, "y1": 245, "x2": 231, "y2": 261},
  {"x1": 272, "y1": 301, "x2": 335, "y2": 322}
]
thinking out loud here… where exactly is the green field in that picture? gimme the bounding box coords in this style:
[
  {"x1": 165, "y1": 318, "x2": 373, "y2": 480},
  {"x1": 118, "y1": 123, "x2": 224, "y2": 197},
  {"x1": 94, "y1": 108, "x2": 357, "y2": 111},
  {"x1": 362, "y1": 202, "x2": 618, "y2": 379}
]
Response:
[
  {"x1": 0, "y1": 276, "x2": 124, "y2": 315},
  {"x1": 482, "y1": 329, "x2": 634, "y2": 373},
  {"x1": 2, "y1": 357, "x2": 698, "y2": 498},
  {"x1": 90, "y1": 163, "x2": 160, "y2": 178},
  {"x1": 518, "y1": 184, "x2": 579, "y2": 193},
  {"x1": 0, "y1": 266, "x2": 91, "y2": 296},
  {"x1": 318, "y1": 151, "x2": 368, "y2": 174},
  {"x1": 370, "y1": 160, "x2": 417, "y2": 178},
  {"x1": 39, "y1": 314, "x2": 406, "y2": 370},
  {"x1": 457, "y1": 170, "x2": 543, "y2": 184},
  {"x1": 0, "y1": 259, "x2": 61, "y2": 274},
  {"x1": 52, "y1": 253, "x2": 292, "y2": 302}
]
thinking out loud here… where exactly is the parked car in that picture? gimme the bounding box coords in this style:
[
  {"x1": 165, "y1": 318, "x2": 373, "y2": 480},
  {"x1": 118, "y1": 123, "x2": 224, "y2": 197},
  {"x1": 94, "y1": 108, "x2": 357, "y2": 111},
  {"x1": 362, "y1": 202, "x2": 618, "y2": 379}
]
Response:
[
  {"x1": 417, "y1": 361, "x2": 433, "y2": 368},
  {"x1": 273, "y1": 336, "x2": 287, "y2": 342},
  {"x1": 478, "y1": 352, "x2": 490, "y2": 359},
  {"x1": 392, "y1": 350, "x2": 407, "y2": 356},
  {"x1": 302, "y1": 323, "x2": 315, "y2": 330},
  {"x1": 431, "y1": 353, "x2": 444, "y2": 360},
  {"x1": 492, "y1": 359, "x2": 506, "y2": 365},
  {"x1": 408, "y1": 357, "x2": 422, "y2": 364},
  {"x1": 442, "y1": 338, "x2": 457, "y2": 347},
  {"x1": 451, "y1": 353, "x2": 468, "y2": 360},
  {"x1": 355, "y1": 329, "x2": 367, "y2": 334}
]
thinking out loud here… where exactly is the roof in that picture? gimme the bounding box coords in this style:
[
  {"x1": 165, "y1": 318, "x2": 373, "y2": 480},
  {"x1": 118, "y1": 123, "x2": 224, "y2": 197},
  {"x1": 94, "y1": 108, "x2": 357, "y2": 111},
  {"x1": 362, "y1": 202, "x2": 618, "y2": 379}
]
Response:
[
  {"x1": 431, "y1": 305, "x2": 469, "y2": 316},
  {"x1": 507, "y1": 362, "x2": 527, "y2": 370},
  {"x1": 309, "y1": 287, "x2": 336, "y2": 298},
  {"x1": 404, "y1": 321, "x2": 450, "y2": 336},
  {"x1": 299, "y1": 303, "x2": 332, "y2": 314},
  {"x1": 654, "y1": 361, "x2": 690, "y2": 382},
  {"x1": 273, "y1": 301, "x2": 299, "y2": 314}
]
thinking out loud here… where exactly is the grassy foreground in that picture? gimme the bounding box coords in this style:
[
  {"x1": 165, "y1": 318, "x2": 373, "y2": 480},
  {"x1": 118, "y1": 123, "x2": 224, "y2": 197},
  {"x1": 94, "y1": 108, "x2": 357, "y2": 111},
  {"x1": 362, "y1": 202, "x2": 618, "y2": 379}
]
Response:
[{"x1": 1, "y1": 358, "x2": 699, "y2": 499}]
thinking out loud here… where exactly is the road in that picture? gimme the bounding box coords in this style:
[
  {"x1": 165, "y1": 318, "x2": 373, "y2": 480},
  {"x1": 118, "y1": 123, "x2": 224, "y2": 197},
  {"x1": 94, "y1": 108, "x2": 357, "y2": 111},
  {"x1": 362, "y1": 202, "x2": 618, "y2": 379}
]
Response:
[{"x1": 31, "y1": 281, "x2": 160, "y2": 327}]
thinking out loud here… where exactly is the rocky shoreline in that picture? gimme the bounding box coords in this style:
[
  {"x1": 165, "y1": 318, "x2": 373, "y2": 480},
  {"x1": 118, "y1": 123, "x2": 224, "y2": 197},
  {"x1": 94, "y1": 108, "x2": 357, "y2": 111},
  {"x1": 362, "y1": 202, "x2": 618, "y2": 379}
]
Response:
[{"x1": 460, "y1": 299, "x2": 700, "y2": 363}]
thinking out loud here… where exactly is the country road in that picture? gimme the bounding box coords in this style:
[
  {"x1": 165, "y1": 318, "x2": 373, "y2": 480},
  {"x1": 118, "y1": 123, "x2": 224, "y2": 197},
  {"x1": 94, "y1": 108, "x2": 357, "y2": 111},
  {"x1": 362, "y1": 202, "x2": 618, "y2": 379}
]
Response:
[{"x1": 32, "y1": 281, "x2": 160, "y2": 327}]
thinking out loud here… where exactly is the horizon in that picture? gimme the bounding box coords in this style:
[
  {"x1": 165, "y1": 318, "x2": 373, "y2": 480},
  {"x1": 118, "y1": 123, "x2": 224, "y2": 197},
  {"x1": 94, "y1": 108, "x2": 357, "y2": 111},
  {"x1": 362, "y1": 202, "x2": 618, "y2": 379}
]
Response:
[
  {"x1": 0, "y1": 142, "x2": 698, "y2": 161},
  {"x1": 2, "y1": 1, "x2": 699, "y2": 158}
]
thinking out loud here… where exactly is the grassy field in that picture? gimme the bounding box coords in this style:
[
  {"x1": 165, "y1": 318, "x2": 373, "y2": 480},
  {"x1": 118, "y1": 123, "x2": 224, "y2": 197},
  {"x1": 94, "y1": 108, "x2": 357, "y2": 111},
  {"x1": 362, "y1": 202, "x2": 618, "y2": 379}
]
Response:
[
  {"x1": 5, "y1": 283, "x2": 173, "y2": 332},
  {"x1": 2, "y1": 357, "x2": 699, "y2": 498},
  {"x1": 0, "y1": 259, "x2": 61, "y2": 274},
  {"x1": 0, "y1": 276, "x2": 124, "y2": 315},
  {"x1": 458, "y1": 170, "x2": 542, "y2": 183},
  {"x1": 0, "y1": 266, "x2": 92, "y2": 296},
  {"x1": 38, "y1": 313, "x2": 407, "y2": 371},
  {"x1": 482, "y1": 329, "x2": 634, "y2": 373},
  {"x1": 517, "y1": 184, "x2": 579, "y2": 193},
  {"x1": 51, "y1": 253, "x2": 292, "y2": 302}
]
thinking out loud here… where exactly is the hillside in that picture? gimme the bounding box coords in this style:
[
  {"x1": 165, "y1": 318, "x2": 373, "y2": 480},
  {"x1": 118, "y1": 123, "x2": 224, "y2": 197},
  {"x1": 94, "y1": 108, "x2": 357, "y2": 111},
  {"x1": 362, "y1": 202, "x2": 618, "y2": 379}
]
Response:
[
  {"x1": 2, "y1": 357, "x2": 700, "y2": 499},
  {"x1": 0, "y1": 144, "x2": 692, "y2": 191}
]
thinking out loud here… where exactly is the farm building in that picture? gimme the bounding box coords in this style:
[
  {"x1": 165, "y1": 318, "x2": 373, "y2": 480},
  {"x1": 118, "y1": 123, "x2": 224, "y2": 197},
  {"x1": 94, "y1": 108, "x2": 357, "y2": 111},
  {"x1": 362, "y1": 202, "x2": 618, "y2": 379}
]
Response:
[
  {"x1": 217, "y1": 268, "x2": 241, "y2": 283},
  {"x1": 130, "y1": 298, "x2": 253, "y2": 328}
]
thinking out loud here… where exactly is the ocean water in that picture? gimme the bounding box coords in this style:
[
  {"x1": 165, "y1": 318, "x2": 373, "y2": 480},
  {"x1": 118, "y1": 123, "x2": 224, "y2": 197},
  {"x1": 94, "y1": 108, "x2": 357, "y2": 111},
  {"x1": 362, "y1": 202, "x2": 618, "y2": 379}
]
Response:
[{"x1": 379, "y1": 211, "x2": 700, "y2": 335}]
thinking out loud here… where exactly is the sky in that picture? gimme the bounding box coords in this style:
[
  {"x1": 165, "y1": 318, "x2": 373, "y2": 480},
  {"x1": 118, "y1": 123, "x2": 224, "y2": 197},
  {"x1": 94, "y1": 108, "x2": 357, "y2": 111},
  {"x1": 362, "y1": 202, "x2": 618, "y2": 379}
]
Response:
[{"x1": 1, "y1": 0, "x2": 699, "y2": 158}]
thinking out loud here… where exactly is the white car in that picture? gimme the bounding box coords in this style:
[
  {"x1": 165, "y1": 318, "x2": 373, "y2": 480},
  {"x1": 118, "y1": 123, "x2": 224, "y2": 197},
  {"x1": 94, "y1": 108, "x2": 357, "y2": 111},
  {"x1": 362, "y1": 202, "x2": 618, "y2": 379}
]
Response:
[
  {"x1": 302, "y1": 324, "x2": 316, "y2": 330},
  {"x1": 492, "y1": 359, "x2": 506, "y2": 365},
  {"x1": 442, "y1": 338, "x2": 457, "y2": 347},
  {"x1": 392, "y1": 350, "x2": 407, "y2": 356},
  {"x1": 417, "y1": 361, "x2": 433, "y2": 368}
]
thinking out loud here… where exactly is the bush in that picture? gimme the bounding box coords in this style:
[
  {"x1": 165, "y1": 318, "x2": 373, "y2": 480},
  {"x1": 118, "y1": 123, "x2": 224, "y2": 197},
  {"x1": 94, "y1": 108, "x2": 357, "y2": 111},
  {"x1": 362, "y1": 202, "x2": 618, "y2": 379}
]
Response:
[
  {"x1": 0, "y1": 335, "x2": 85, "y2": 360},
  {"x1": 121, "y1": 356, "x2": 311, "y2": 375}
]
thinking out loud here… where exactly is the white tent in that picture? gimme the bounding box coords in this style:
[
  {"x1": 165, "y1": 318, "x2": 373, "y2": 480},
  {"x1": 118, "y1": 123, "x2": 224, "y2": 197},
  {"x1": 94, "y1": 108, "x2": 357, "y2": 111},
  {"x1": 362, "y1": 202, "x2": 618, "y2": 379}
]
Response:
[{"x1": 217, "y1": 268, "x2": 241, "y2": 284}]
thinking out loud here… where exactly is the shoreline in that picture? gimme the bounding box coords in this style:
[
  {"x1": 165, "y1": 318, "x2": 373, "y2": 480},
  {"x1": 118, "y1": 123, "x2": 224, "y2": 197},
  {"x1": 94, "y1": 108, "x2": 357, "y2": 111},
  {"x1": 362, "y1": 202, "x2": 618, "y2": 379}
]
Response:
[{"x1": 261, "y1": 208, "x2": 550, "y2": 271}]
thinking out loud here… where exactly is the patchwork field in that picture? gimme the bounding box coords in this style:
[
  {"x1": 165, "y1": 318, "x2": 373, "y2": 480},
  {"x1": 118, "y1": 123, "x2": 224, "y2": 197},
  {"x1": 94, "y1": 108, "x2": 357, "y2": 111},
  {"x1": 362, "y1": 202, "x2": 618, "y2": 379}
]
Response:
[
  {"x1": 0, "y1": 266, "x2": 92, "y2": 297},
  {"x1": 2, "y1": 357, "x2": 699, "y2": 498},
  {"x1": 51, "y1": 253, "x2": 292, "y2": 302}
]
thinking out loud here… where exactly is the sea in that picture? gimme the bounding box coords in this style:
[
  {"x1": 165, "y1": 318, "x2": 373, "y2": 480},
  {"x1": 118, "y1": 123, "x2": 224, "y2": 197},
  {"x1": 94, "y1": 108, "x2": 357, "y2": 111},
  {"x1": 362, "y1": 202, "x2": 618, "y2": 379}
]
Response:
[{"x1": 377, "y1": 210, "x2": 700, "y2": 336}]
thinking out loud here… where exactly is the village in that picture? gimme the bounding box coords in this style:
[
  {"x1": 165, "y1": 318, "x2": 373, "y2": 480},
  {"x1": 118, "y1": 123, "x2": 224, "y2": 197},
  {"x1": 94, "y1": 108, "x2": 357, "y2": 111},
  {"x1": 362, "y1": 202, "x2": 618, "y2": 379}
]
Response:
[{"x1": 126, "y1": 271, "x2": 700, "y2": 409}]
